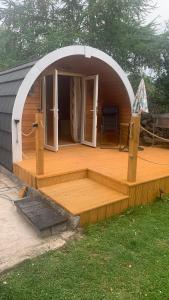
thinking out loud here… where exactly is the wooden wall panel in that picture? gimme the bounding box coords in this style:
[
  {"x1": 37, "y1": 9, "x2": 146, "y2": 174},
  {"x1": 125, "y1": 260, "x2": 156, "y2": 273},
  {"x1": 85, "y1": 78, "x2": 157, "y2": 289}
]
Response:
[
  {"x1": 22, "y1": 80, "x2": 41, "y2": 151},
  {"x1": 97, "y1": 80, "x2": 131, "y2": 145}
]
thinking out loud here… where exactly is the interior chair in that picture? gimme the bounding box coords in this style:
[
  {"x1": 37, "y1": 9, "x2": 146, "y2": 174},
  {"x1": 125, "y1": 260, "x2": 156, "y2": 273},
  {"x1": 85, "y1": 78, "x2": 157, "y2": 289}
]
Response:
[{"x1": 100, "y1": 106, "x2": 119, "y2": 148}]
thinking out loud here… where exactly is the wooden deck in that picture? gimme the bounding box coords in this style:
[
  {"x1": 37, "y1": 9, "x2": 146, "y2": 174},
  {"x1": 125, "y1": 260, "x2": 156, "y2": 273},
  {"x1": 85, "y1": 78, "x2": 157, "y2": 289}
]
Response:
[{"x1": 14, "y1": 145, "x2": 169, "y2": 225}]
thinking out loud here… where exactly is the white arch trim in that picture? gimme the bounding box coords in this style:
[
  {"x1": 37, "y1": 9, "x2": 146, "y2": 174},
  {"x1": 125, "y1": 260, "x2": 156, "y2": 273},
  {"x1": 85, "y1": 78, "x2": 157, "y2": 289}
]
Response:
[{"x1": 12, "y1": 45, "x2": 135, "y2": 162}]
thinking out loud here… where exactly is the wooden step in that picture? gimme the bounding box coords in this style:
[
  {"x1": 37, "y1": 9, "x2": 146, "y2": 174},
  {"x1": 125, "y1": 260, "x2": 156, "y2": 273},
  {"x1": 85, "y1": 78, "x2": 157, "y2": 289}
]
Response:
[
  {"x1": 37, "y1": 169, "x2": 87, "y2": 188},
  {"x1": 88, "y1": 169, "x2": 129, "y2": 194},
  {"x1": 39, "y1": 178, "x2": 129, "y2": 224},
  {"x1": 15, "y1": 165, "x2": 130, "y2": 226},
  {"x1": 15, "y1": 196, "x2": 68, "y2": 237},
  {"x1": 37, "y1": 168, "x2": 129, "y2": 195}
]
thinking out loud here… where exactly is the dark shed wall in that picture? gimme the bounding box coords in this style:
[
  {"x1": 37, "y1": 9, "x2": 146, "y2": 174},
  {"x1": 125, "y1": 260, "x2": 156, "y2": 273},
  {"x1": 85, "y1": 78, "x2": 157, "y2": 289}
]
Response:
[{"x1": 0, "y1": 61, "x2": 36, "y2": 170}]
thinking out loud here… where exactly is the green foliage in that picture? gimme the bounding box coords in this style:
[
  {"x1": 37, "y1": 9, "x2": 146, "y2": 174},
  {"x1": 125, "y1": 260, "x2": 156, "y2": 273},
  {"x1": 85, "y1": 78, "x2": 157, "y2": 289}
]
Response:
[
  {"x1": 0, "y1": 0, "x2": 85, "y2": 65},
  {"x1": 152, "y1": 26, "x2": 169, "y2": 112},
  {"x1": 0, "y1": 0, "x2": 169, "y2": 111},
  {"x1": 0, "y1": 27, "x2": 18, "y2": 69},
  {"x1": 1, "y1": 199, "x2": 169, "y2": 299},
  {"x1": 81, "y1": 0, "x2": 161, "y2": 73},
  {"x1": 0, "y1": 0, "x2": 162, "y2": 71}
]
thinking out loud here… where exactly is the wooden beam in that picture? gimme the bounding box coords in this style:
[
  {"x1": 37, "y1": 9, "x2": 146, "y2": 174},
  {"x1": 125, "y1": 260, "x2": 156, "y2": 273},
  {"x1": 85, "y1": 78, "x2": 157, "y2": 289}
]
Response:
[
  {"x1": 35, "y1": 112, "x2": 44, "y2": 175},
  {"x1": 127, "y1": 114, "x2": 141, "y2": 182}
]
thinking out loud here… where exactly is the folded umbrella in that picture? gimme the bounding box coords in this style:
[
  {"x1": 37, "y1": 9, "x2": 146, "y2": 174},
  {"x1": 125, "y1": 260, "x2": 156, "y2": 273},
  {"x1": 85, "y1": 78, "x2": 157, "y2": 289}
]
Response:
[{"x1": 132, "y1": 79, "x2": 149, "y2": 114}]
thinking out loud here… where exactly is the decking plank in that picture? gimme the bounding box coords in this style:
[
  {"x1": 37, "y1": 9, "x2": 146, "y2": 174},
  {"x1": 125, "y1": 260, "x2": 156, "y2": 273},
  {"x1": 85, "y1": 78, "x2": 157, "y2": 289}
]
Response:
[{"x1": 39, "y1": 178, "x2": 129, "y2": 215}]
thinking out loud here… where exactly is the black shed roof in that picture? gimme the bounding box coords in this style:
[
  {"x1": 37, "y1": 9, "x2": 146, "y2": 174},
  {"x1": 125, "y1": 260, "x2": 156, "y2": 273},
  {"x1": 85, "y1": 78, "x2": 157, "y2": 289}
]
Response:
[{"x1": 0, "y1": 61, "x2": 36, "y2": 170}]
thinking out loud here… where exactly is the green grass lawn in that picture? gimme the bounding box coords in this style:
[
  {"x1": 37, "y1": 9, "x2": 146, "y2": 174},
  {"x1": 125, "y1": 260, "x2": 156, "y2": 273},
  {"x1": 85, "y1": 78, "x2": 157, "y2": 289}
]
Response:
[{"x1": 1, "y1": 198, "x2": 169, "y2": 300}]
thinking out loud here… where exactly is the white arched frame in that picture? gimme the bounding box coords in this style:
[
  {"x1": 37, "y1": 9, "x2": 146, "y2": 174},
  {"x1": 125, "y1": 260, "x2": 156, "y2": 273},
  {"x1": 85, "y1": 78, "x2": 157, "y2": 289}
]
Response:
[{"x1": 12, "y1": 45, "x2": 135, "y2": 162}]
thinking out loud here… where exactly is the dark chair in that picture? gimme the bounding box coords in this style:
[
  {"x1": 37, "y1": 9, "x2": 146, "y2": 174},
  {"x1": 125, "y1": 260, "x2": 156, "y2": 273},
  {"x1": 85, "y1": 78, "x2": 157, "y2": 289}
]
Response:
[{"x1": 100, "y1": 106, "x2": 119, "y2": 148}]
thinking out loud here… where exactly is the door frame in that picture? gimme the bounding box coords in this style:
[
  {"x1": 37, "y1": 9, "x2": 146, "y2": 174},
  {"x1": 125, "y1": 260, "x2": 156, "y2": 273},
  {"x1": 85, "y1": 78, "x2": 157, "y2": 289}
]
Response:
[
  {"x1": 43, "y1": 70, "x2": 58, "y2": 151},
  {"x1": 81, "y1": 75, "x2": 99, "y2": 147},
  {"x1": 57, "y1": 71, "x2": 83, "y2": 147},
  {"x1": 42, "y1": 71, "x2": 99, "y2": 150},
  {"x1": 43, "y1": 70, "x2": 83, "y2": 151}
]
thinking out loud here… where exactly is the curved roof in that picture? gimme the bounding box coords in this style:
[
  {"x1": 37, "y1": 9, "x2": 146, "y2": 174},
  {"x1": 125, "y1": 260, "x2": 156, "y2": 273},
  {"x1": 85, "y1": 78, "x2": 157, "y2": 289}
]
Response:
[
  {"x1": 0, "y1": 45, "x2": 135, "y2": 170},
  {"x1": 0, "y1": 61, "x2": 36, "y2": 98},
  {"x1": 13, "y1": 46, "x2": 134, "y2": 120}
]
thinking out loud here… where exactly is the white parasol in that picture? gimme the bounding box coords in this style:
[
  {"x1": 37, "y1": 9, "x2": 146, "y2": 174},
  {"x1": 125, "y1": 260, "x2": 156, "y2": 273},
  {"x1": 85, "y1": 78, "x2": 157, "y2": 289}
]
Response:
[{"x1": 132, "y1": 79, "x2": 149, "y2": 113}]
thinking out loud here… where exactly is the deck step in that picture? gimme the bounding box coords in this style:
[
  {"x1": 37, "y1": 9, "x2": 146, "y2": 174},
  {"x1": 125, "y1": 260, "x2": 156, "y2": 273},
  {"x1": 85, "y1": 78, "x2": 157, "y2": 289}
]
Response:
[
  {"x1": 88, "y1": 169, "x2": 129, "y2": 194},
  {"x1": 15, "y1": 196, "x2": 68, "y2": 237},
  {"x1": 37, "y1": 169, "x2": 87, "y2": 188},
  {"x1": 39, "y1": 178, "x2": 129, "y2": 223},
  {"x1": 36, "y1": 168, "x2": 129, "y2": 195}
]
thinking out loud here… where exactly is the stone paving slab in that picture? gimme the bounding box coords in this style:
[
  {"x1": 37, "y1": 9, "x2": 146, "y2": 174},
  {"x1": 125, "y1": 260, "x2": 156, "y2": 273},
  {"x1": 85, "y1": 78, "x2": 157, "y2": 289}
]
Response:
[
  {"x1": 0, "y1": 172, "x2": 76, "y2": 273},
  {"x1": 15, "y1": 197, "x2": 68, "y2": 232}
]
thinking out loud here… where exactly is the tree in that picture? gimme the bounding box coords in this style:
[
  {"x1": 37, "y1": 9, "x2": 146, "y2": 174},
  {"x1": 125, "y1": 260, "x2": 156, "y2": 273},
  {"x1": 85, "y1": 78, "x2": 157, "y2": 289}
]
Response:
[
  {"x1": 0, "y1": 0, "x2": 168, "y2": 105},
  {"x1": 0, "y1": 26, "x2": 20, "y2": 69},
  {"x1": 81, "y1": 0, "x2": 162, "y2": 72},
  {"x1": 0, "y1": 0, "x2": 85, "y2": 65},
  {"x1": 0, "y1": 0, "x2": 60, "y2": 61},
  {"x1": 144, "y1": 24, "x2": 169, "y2": 112},
  {"x1": 0, "y1": 0, "x2": 162, "y2": 70}
]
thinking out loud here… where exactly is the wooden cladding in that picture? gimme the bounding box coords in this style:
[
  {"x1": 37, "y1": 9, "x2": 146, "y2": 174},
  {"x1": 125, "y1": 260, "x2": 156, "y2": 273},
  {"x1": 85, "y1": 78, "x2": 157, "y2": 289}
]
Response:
[
  {"x1": 97, "y1": 80, "x2": 131, "y2": 145},
  {"x1": 22, "y1": 80, "x2": 41, "y2": 151}
]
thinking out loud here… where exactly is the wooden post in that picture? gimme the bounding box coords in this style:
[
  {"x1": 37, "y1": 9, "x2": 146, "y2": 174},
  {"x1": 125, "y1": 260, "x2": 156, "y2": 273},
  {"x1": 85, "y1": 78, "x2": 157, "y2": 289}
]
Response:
[
  {"x1": 127, "y1": 114, "x2": 141, "y2": 182},
  {"x1": 35, "y1": 112, "x2": 44, "y2": 175}
]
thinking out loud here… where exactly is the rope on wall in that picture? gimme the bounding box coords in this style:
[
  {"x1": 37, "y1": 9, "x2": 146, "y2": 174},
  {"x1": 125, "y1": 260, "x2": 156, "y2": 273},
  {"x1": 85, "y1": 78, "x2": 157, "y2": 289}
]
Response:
[
  {"x1": 40, "y1": 121, "x2": 44, "y2": 129},
  {"x1": 141, "y1": 126, "x2": 169, "y2": 143},
  {"x1": 22, "y1": 120, "x2": 44, "y2": 136},
  {"x1": 22, "y1": 127, "x2": 36, "y2": 137}
]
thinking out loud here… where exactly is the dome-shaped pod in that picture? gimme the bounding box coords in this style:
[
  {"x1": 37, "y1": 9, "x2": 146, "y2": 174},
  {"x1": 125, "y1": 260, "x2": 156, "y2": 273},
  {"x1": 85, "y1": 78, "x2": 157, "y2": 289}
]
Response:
[{"x1": 0, "y1": 45, "x2": 134, "y2": 169}]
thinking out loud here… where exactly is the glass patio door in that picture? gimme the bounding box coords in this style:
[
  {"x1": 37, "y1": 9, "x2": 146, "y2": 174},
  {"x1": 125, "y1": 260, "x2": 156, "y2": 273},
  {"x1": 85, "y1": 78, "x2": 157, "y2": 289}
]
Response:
[
  {"x1": 81, "y1": 75, "x2": 99, "y2": 147},
  {"x1": 43, "y1": 70, "x2": 58, "y2": 151}
]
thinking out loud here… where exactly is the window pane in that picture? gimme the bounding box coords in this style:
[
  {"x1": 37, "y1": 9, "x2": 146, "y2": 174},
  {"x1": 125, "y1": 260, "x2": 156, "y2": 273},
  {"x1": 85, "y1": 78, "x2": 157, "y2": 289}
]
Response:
[
  {"x1": 45, "y1": 75, "x2": 54, "y2": 146},
  {"x1": 84, "y1": 79, "x2": 94, "y2": 143}
]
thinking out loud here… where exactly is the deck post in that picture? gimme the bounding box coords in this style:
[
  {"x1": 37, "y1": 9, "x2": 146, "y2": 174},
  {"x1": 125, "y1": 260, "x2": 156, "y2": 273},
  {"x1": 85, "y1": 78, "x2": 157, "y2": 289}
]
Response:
[
  {"x1": 35, "y1": 112, "x2": 44, "y2": 175},
  {"x1": 127, "y1": 114, "x2": 141, "y2": 182}
]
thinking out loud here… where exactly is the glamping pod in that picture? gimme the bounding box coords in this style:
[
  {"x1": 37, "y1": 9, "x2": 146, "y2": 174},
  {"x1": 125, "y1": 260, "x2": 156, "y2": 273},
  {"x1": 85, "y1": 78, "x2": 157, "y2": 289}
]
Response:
[
  {"x1": 0, "y1": 45, "x2": 134, "y2": 171},
  {"x1": 2, "y1": 46, "x2": 169, "y2": 227}
]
